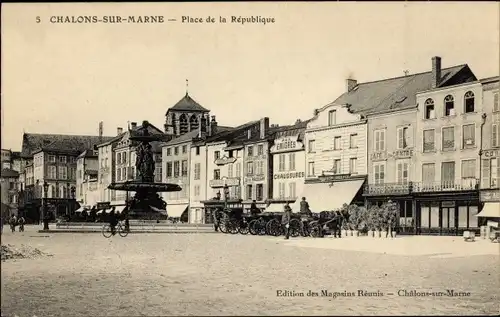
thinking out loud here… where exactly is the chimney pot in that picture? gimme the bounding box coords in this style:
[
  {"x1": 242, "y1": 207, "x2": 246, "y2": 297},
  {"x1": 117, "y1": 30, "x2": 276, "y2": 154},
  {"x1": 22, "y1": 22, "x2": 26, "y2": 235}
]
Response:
[
  {"x1": 431, "y1": 56, "x2": 442, "y2": 89},
  {"x1": 117, "y1": 127, "x2": 123, "y2": 135},
  {"x1": 260, "y1": 117, "x2": 270, "y2": 139},
  {"x1": 347, "y1": 79, "x2": 357, "y2": 92},
  {"x1": 210, "y1": 115, "x2": 218, "y2": 136}
]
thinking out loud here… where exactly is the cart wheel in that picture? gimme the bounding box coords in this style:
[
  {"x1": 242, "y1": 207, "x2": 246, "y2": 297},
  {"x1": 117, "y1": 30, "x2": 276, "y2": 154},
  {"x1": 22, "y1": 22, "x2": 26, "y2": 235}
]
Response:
[
  {"x1": 229, "y1": 219, "x2": 239, "y2": 234},
  {"x1": 249, "y1": 220, "x2": 258, "y2": 235},
  {"x1": 238, "y1": 222, "x2": 249, "y2": 235},
  {"x1": 310, "y1": 222, "x2": 322, "y2": 238}
]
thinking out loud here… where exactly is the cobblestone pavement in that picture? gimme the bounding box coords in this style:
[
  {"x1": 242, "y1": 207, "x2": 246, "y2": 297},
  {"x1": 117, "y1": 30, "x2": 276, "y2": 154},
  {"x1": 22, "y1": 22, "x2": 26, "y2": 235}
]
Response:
[{"x1": 1, "y1": 227, "x2": 499, "y2": 316}]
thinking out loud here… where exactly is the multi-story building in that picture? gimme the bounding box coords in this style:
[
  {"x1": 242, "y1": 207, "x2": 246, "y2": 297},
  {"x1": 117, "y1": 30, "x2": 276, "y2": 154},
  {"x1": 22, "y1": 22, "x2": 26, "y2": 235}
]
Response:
[
  {"x1": 296, "y1": 82, "x2": 368, "y2": 212},
  {"x1": 477, "y1": 76, "x2": 500, "y2": 220},
  {"x1": 161, "y1": 129, "x2": 199, "y2": 221},
  {"x1": 19, "y1": 132, "x2": 112, "y2": 221},
  {"x1": 1, "y1": 149, "x2": 21, "y2": 171},
  {"x1": 76, "y1": 149, "x2": 99, "y2": 207},
  {"x1": 1, "y1": 168, "x2": 20, "y2": 218},
  {"x1": 193, "y1": 120, "x2": 264, "y2": 223},
  {"x1": 97, "y1": 122, "x2": 164, "y2": 210},
  {"x1": 413, "y1": 57, "x2": 482, "y2": 235},
  {"x1": 266, "y1": 121, "x2": 308, "y2": 212}
]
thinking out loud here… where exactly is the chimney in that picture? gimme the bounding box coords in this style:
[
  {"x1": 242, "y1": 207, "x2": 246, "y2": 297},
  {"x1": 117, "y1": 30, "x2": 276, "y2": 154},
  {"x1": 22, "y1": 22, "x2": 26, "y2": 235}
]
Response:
[
  {"x1": 260, "y1": 117, "x2": 269, "y2": 139},
  {"x1": 247, "y1": 129, "x2": 252, "y2": 140},
  {"x1": 210, "y1": 115, "x2": 218, "y2": 136},
  {"x1": 347, "y1": 79, "x2": 357, "y2": 92},
  {"x1": 130, "y1": 122, "x2": 137, "y2": 129},
  {"x1": 98, "y1": 121, "x2": 103, "y2": 143},
  {"x1": 431, "y1": 56, "x2": 442, "y2": 89},
  {"x1": 205, "y1": 114, "x2": 211, "y2": 134},
  {"x1": 117, "y1": 127, "x2": 123, "y2": 135}
]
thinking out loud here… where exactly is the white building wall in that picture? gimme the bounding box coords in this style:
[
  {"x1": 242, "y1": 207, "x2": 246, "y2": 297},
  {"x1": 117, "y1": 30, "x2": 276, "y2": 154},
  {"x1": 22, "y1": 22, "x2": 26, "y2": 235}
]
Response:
[
  {"x1": 305, "y1": 104, "x2": 368, "y2": 179},
  {"x1": 188, "y1": 143, "x2": 209, "y2": 224},
  {"x1": 97, "y1": 144, "x2": 113, "y2": 203},
  {"x1": 271, "y1": 150, "x2": 306, "y2": 199}
]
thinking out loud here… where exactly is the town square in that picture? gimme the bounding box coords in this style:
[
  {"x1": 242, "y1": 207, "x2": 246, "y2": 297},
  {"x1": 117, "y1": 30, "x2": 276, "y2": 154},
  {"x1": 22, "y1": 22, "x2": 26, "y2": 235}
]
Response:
[{"x1": 1, "y1": 2, "x2": 499, "y2": 316}]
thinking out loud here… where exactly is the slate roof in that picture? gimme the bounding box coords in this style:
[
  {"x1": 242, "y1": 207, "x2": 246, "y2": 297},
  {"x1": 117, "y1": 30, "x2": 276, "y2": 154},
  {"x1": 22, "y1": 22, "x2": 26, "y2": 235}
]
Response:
[
  {"x1": 1, "y1": 168, "x2": 19, "y2": 178},
  {"x1": 21, "y1": 133, "x2": 114, "y2": 158},
  {"x1": 200, "y1": 121, "x2": 260, "y2": 145},
  {"x1": 271, "y1": 120, "x2": 310, "y2": 142},
  {"x1": 77, "y1": 149, "x2": 98, "y2": 159},
  {"x1": 162, "y1": 130, "x2": 201, "y2": 147},
  {"x1": 97, "y1": 121, "x2": 166, "y2": 147},
  {"x1": 167, "y1": 93, "x2": 210, "y2": 113},
  {"x1": 332, "y1": 64, "x2": 475, "y2": 115}
]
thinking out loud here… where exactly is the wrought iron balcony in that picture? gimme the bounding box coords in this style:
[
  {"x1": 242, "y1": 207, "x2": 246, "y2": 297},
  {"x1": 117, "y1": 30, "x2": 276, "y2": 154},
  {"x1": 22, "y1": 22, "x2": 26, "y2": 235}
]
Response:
[
  {"x1": 363, "y1": 183, "x2": 411, "y2": 196},
  {"x1": 413, "y1": 179, "x2": 479, "y2": 193}
]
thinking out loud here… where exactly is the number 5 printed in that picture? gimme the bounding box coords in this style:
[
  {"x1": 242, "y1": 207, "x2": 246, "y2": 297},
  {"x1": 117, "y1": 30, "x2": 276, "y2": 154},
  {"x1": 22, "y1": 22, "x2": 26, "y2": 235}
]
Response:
[{"x1": 36, "y1": 16, "x2": 41, "y2": 23}]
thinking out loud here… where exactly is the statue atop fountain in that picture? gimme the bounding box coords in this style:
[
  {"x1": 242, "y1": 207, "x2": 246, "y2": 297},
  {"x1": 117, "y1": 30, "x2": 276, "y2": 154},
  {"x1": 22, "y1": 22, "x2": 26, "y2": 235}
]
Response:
[{"x1": 107, "y1": 120, "x2": 181, "y2": 218}]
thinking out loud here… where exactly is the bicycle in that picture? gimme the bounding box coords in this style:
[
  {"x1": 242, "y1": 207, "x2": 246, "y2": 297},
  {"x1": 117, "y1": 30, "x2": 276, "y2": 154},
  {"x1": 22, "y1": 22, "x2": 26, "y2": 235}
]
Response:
[{"x1": 102, "y1": 220, "x2": 129, "y2": 238}]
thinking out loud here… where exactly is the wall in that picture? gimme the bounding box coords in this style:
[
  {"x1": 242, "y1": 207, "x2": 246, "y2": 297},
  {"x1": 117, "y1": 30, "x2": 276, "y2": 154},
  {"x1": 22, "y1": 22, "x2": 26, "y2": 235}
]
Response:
[
  {"x1": 414, "y1": 82, "x2": 483, "y2": 184},
  {"x1": 480, "y1": 79, "x2": 500, "y2": 189},
  {"x1": 189, "y1": 143, "x2": 208, "y2": 224},
  {"x1": 97, "y1": 143, "x2": 113, "y2": 202},
  {"x1": 162, "y1": 141, "x2": 191, "y2": 204},
  {"x1": 271, "y1": 149, "x2": 305, "y2": 200},
  {"x1": 305, "y1": 104, "x2": 367, "y2": 179},
  {"x1": 367, "y1": 109, "x2": 417, "y2": 184},
  {"x1": 242, "y1": 141, "x2": 269, "y2": 202}
]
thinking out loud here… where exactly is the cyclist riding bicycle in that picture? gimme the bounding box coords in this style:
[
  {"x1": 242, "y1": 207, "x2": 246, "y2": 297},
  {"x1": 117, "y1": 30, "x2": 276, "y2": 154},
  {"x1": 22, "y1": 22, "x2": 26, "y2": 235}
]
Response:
[{"x1": 109, "y1": 208, "x2": 118, "y2": 236}]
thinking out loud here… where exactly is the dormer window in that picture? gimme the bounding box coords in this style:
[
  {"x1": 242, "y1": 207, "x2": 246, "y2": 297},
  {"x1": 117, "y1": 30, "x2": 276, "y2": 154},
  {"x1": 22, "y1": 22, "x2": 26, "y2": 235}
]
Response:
[
  {"x1": 424, "y1": 98, "x2": 435, "y2": 119},
  {"x1": 464, "y1": 91, "x2": 475, "y2": 113},
  {"x1": 328, "y1": 110, "x2": 337, "y2": 126},
  {"x1": 444, "y1": 95, "x2": 455, "y2": 116}
]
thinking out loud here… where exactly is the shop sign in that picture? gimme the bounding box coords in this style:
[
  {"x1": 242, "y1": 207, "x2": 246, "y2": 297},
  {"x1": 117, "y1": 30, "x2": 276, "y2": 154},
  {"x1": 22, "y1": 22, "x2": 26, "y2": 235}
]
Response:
[
  {"x1": 97, "y1": 201, "x2": 111, "y2": 209},
  {"x1": 274, "y1": 171, "x2": 305, "y2": 180},
  {"x1": 319, "y1": 174, "x2": 352, "y2": 182},
  {"x1": 482, "y1": 149, "x2": 499, "y2": 158},
  {"x1": 270, "y1": 135, "x2": 304, "y2": 153},
  {"x1": 209, "y1": 178, "x2": 240, "y2": 188},
  {"x1": 480, "y1": 190, "x2": 500, "y2": 202},
  {"x1": 244, "y1": 175, "x2": 265, "y2": 182},
  {"x1": 370, "y1": 148, "x2": 414, "y2": 161},
  {"x1": 215, "y1": 156, "x2": 237, "y2": 166},
  {"x1": 441, "y1": 201, "x2": 455, "y2": 207}
]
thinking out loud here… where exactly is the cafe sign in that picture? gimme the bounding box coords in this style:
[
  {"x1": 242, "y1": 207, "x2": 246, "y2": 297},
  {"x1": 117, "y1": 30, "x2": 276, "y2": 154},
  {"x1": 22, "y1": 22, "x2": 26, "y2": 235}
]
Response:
[
  {"x1": 274, "y1": 171, "x2": 305, "y2": 180},
  {"x1": 215, "y1": 156, "x2": 237, "y2": 166},
  {"x1": 482, "y1": 149, "x2": 499, "y2": 158},
  {"x1": 319, "y1": 174, "x2": 352, "y2": 182},
  {"x1": 371, "y1": 148, "x2": 414, "y2": 161},
  {"x1": 244, "y1": 175, "x2": 265, "y2": 183},
  {"x1": 270, "y1": 135, "x2": 304, "y2": 154}
]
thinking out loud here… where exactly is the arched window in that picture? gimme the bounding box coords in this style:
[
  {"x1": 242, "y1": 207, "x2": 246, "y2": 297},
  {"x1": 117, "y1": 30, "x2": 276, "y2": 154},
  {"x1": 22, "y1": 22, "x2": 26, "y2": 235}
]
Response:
[
  {"x1": 59, "y1": 185, "x2": 65, "y2": 198},
  {"x1": 464, "y1": 91, "x2": 475, "y2": 113},
  {"x1": 190, "y1": 115, "x2": 199, "y2": 132},
  {"x1": 424, "y1": 98, "x2": 435, "y2": 119},
  {"x1": 179, "y1": 114, "x2": 189, "y2": 135},
  {"x1": 444, "y1": 95, "x2": 455, "y2": 116}
]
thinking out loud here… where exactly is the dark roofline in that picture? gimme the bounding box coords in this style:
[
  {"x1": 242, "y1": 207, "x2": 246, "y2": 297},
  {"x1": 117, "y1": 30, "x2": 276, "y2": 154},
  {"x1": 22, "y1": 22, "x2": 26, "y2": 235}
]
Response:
[
  {"x1": 480, "y1": 76, "x2": 500, "y2": 83},
  {"x1": 353, "y1": 64, "x2": 468, "y2": 87}
]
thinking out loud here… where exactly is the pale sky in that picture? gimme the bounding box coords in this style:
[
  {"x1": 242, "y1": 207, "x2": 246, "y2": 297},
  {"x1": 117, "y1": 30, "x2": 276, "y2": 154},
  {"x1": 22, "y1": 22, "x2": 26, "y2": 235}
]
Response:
[{"x1": 1, "y1": 2, "x2": 499, "y2": 150}]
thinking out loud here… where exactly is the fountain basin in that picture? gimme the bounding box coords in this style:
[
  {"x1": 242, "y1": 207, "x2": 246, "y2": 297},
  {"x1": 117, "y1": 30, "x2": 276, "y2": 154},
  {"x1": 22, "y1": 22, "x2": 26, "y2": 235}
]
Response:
[{"x1": 107, "y1": 181, "x2": 182, "y2": 192}]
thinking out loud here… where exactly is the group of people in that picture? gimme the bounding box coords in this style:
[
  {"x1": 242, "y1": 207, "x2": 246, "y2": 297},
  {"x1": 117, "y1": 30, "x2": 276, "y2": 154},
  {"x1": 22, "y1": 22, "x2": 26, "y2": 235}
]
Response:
[{"x1": 1, "y1": 215, "x2": 26, "y2": 233}]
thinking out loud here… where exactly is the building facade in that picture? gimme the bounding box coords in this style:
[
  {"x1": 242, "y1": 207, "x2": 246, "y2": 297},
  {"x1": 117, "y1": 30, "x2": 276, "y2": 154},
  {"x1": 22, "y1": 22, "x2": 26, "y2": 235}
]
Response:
[
  {"x1": 266, "y1": 121, "x2": 307, "y2": 211},
  {"x1": 76, "y1": 149, "x2": 99, "y2": 207},
  {"x1": 297, "y1": 91, "x2": 368, "y2": 212},
  {"x1": 478, "y1": 76, "x2": 500, "y2": 219},
  {"x1": 1, "y1": 168, "x2": 20, "y2": 218}
]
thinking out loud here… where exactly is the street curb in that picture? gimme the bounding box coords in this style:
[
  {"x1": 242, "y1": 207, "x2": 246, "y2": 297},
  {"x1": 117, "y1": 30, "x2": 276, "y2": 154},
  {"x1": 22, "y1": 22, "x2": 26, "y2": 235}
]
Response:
[{"x1": 37, "y1": 230, "x2": 218, "y2": 234}]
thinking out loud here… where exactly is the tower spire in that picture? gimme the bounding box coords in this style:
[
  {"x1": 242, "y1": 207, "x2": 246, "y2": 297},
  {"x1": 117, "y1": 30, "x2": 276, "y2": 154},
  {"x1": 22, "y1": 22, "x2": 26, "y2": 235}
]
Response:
[{"x1": 185, "y1": 79, "x2": 189, "y2": 96}]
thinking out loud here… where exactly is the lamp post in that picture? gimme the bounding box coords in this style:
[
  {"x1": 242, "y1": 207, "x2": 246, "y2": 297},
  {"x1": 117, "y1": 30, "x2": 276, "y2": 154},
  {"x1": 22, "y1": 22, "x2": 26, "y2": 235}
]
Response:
[
  {"x1": 70, "y1": 186, "x2": 76, "y2": 219},
  {"x1": 223, "y1": 183, "x2": 229, "y2": 210},
  {"x1": 43, "y1": 181, "x2": 49, "y2": 230}
]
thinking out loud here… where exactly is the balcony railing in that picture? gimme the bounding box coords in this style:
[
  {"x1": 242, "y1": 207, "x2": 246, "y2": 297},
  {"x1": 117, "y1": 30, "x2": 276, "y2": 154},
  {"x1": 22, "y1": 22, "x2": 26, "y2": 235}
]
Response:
[
  {"x1": 363, "y1": 183, "x2": 411, "y2": 196},
  {"x1": 413, "y1": 179, "x2": 479, "y2": 193},
  {"x1": 364, "y1": 179, "x2": 480, "y2": 195},
  {"x1": 209, "y1": 177, "x2": 241, "y2": 188}
]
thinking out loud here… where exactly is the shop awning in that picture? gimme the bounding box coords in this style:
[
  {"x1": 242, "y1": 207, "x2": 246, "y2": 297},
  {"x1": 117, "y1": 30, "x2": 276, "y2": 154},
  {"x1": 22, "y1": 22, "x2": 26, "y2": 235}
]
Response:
[
  {"x1": 476, "y1": 202, "x2": 500, "y2": 218},
  {"x1": 167, "y1": 204, "x2": 188, "y2": 218},
  {"x1": 114, "y1": 206, "x2": 126, "y2": 214},
  {"x1": 265, "y1": 204, "x2": 285, "y2": 213},
  {"x1": 290, "y1": 179, "x2": 364, "y2": 213},
  {"x1": 75, "y1": 206, "x2": 87, "y2": 213}
]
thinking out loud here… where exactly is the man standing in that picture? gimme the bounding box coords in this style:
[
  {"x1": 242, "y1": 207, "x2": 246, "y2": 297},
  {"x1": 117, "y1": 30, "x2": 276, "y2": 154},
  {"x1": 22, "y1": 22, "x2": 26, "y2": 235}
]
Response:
[
  {"x1": 300, "y1": 197, "x2": 311, "y2": 216},
  {"x1": 250, "y1": 200, "x2": 260, "y2": 216},
  {"x1": 282, "y1": 203, "x2": 292, "y2": 240},
  {"x1": 212, "y1": 208, "x2": 221, "y2": 232}
]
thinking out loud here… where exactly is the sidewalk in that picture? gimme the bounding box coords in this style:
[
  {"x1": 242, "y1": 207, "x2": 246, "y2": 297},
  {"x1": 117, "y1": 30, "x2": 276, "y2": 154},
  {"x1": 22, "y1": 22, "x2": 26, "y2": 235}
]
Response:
[{"x1": 276, "y1": 235, "x2": 500, "y2": 258}]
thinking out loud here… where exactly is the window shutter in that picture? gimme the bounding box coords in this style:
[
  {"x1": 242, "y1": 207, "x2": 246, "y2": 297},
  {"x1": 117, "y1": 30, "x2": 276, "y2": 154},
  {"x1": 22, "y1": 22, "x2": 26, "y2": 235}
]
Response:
[
  {"x1": 397, "y1": 129, "x2": 403, "y2": 149},
  {"x1": 481, "y1": 159, "x2": 490, "y2": 189},
  {"x1": 493, "y1": 124, "x2": 499, "y2": 147},
  {"x1": 494, "y1": 93, "x2": 499, "y2": 112},
  {"x1": 375, "y1": 132, "x2": 380, "y2": 151},
  {"x1": 497, "y1": 157, "x2": 500, "y2": 188}
]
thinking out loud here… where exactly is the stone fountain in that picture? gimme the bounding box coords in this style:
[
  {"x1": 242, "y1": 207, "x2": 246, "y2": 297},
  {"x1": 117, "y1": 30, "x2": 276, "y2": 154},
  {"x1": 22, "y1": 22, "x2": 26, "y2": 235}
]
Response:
[{"x1": 107, "y1": 120, "x2": 181, "y2": 218}]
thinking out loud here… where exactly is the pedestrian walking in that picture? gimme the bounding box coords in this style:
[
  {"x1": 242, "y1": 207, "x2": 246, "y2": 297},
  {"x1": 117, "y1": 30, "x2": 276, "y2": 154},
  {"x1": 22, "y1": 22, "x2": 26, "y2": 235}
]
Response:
[
  {"x1": 18, "y1": 216, "x2": 25, "y2": 232},
  {"x1": 282, "y1": 203, "x2": 292, "y2": 240},
  {"x1": 9, "y1": 215, "x2": 17, "y2": 233}
]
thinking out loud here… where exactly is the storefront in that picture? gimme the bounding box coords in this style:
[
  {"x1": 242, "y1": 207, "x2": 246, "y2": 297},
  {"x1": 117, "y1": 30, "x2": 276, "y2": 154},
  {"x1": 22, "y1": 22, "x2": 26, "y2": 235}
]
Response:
[
  {"x1": 290, "y1": 174, "x2": 366, "y2": 213},
  {"x1": 414, "y1": 191, "x2": 480, "y2": 236}
]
